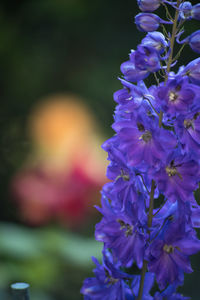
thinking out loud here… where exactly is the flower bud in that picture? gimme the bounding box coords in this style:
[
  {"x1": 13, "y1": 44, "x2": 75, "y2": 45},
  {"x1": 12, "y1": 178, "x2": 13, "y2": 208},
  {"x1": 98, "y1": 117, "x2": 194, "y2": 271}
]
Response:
[
  {"x1": 137, "y1": 0, "x2": 161, "y2": 12},
  {"x1": 134, "y1": 45, "x2": 161, "y2": 72},
  {"x1": 141, "y1": 31, "x2": 168, "y2": 53},
  {"x1": 179, "y1": 2, "x2": 192, "y2": 20},
  {"x1": 120, "y1": 59, "x2": 149, "y2": 82},
  {"x1": 182, "y1": 58, "x2": 200, "y2": 84},
  {"x1": 135, "y1": 13, "x2": 172, "y2": 32},
  {"x1": 192, "y1": 3, "x2": 200, "y2": 21},
  {"x1": 135, "y1": 13, "x2": 160, "y2": 32},
  {"x1": 188, "y1": 30, "x2": 200, "y2": 54}
]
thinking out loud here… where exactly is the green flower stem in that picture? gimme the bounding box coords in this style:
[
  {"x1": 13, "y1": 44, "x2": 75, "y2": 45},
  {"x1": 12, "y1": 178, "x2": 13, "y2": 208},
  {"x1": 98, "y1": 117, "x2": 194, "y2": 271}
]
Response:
[{"x1": 159, "y1": 0, "x2": 181, "y2": 128}]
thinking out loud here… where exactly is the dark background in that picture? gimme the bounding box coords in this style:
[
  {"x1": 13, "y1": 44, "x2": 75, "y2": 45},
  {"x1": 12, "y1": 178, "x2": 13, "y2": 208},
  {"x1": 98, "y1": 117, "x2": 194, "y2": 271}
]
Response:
[{"x1": 0, "y1": 0, "x2": 200, "y2": 299}]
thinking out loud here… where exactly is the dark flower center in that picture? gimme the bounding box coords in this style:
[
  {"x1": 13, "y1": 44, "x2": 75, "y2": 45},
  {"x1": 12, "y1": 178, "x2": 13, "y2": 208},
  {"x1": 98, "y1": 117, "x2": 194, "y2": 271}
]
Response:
[
  {"x1": 166, "y1": 165, "x2": 178, "y2": 176},
  {"x1": 193, "y1": 112, "x2": 200, "y2": 120},
  {"x1": 117, "y1": 219, "x2": 133, "y2": 237},
  {"x1": 116, "y1": 169, "x2": 130, "y2": 181},
  {"x1": 144, "y1": 47, "x2": 151, "y2": 56},
  {"x1": 137, "y1": 122, "x2": 145, "y2": 132},
  {"x1": 168, "y1": 91, "x2": 178, "y2": 102},
  {"x1": 163, "y1": 244, "x2": 174, "y2": 254},
  {"x1": 104, "y1": 269, "x2": 119, "y2": 285},
  {"x1": 121, "y1": 169, "x2": 130, "y2": 181},
  {"x1": 182, "y1": 9, "x2": 192, "y2": 19},
  {"x1": 140, "y1": 130, "x2": 152, "y2": 143},
  {"x1": 184, "y1": 119, "x2": 194, "y2": 130},
  {"x1": 166, "y1": 161, "x2": 182, "y2": 179}
]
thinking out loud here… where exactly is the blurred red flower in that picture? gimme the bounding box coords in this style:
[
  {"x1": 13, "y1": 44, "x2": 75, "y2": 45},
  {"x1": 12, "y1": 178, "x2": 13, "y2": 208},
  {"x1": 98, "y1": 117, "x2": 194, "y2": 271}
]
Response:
[{"x1": 12, "y1": 94, "x2": 107, "y2": 227}]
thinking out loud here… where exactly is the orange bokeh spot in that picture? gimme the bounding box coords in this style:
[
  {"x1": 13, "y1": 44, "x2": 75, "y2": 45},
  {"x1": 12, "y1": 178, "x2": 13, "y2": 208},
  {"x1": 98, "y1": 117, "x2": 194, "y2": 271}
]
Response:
[{"x1": 12, "y1": 94, "x2": 108, "y2": 227}]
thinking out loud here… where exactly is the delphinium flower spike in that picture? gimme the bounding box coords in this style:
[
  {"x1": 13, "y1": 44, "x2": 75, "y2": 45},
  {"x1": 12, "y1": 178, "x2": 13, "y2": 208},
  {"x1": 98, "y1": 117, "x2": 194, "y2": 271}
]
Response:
[{"x1": 81, "y1": 0, "x2": 200, "y2": 299}]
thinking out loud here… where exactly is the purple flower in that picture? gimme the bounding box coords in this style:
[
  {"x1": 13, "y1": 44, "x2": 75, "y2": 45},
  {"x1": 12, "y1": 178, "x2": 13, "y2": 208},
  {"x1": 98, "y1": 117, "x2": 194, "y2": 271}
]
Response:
[
  {"x1": 102, "y1": 136, "x2": 128, "y2": 181},
  {"x1": 190, "y1": 199, "x2": 200, "y2": 228},
  {"x1": 102, "y1": 139, "x2": 144, "y2": 210},
  {"x1": 81, "y1": 252, "x2": 131, "y2": 300},
  {"x1": 175, "y1": 112, "x2": 200, "y2": 156},
  {"x1": 137, "y1": 0, "x2": 161, "y2": 12},
  {"x1": 82, "y1": 2, "x2": 200, "y2": 298},
  {"x1": 135, "y1": 13, "x2": 172, "y2": 32},
  {"x1": 154, "y1": 284, "x2": 190, "y2": 300},
  {"x1": 120, "y1": 45, "x2": 161, "y2": 83},
  {"x1": 179, "y1": 2, "x2": 193, "y2": 20},
  {"x1": 179, "y1": 2, "x2": 200, "y2": 22},
  {"x1": 101, "y1": 136, "x2": 147, "y2": 212},
  {"x1": 112, "y1": 114, "x2": 176, "y2": 168},
  {"x1": 154, "y1": 77, "x2": 198, "y2": 116},
  {"x1": 153, "y1": 199, "x2": 195, "y2": 233},
  {"x1": 152, "y1": 153, "x2": 199, "y2": 202},
  {"x1": 146, "y1": 221, "x2": 200, "y2": 289},
  {"x1": 102, "y1": 136, "x2": 144, "y2": 185},
  {"x1": 134, "y1": 45, "x2": 161, "y2": 73},
  {"x1": 113, "y1": 78, "x2": 147, "y2": 114},
  {"x1": 188, "y1": 30, "x2": 200, "y2": 54},
  {"x1": 95, "y1": 198, "x2": 147, "y2": 268},
  {"x1": 141, "y1": 31, "x2": 168, "y2": 54},
  {"x1": 181, "y1": 58, "x2": 200, "y2": 84},
  {"x1": 120, "y1": 56, "x2": 149, "y2": 82},
  {"x1": 192, "y1": 3, "x2": 200, "y2": 20}
]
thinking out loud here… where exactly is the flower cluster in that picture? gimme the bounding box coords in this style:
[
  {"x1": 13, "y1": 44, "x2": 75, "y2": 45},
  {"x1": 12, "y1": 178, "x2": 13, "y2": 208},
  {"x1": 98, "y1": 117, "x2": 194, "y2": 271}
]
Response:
[{"x1": 82, "y1": 1, "x2": 200, "y2": 299}]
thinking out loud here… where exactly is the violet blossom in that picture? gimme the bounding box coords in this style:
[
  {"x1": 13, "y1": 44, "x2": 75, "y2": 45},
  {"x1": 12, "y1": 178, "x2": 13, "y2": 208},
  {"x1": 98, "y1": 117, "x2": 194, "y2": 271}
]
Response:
[{"x1": 82, "y1": 0, "x2": 200, "y2": 299}]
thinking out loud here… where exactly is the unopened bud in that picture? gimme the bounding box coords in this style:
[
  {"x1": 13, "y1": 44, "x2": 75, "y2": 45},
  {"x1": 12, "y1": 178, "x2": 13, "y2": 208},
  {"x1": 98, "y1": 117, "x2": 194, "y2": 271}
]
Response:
[
  {"x1": 189, "y1": 30, "x2": 200, "y2": 54},
  {"x1": 135, "y1": 13, "x2": 172, "y2": 32},
  {"x1": 137, "y1": 0, "x2": 161, "y2": 12}
]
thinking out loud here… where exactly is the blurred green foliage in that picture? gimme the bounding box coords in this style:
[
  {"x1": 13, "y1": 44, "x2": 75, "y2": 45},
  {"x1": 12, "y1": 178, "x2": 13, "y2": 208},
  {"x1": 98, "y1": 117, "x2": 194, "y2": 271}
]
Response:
[{"x1": 0, "y1": 223, "x2": 102, "y2": 299}]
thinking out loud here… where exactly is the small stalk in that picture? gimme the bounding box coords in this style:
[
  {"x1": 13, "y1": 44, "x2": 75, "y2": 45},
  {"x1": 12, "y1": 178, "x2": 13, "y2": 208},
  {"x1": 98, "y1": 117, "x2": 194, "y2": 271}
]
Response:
[
  {"x1": 147, "y1": 180, "x2": 156, "y2": 228},
  {"x1": 159, "y1": 0, "x2": 181, "y2": 128},
  {"x1": 166, "y1": 0, "x2": 181, "y2": 76},
  {"x1": 173, "y1": 43, "x2": 186, "y2": 62},
  {"x1": 137, "y1": 180, "x2": 156, "y2": 300},
  {"x1": 137, "y1": 260, "x2": 148, "y2": 300}
]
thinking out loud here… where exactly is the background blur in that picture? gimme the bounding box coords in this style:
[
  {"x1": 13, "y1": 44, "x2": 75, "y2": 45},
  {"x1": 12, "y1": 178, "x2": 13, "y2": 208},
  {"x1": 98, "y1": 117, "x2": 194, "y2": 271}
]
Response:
[{"x1": 0, "y1": 0, "x2": 200, "y2": 299}]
